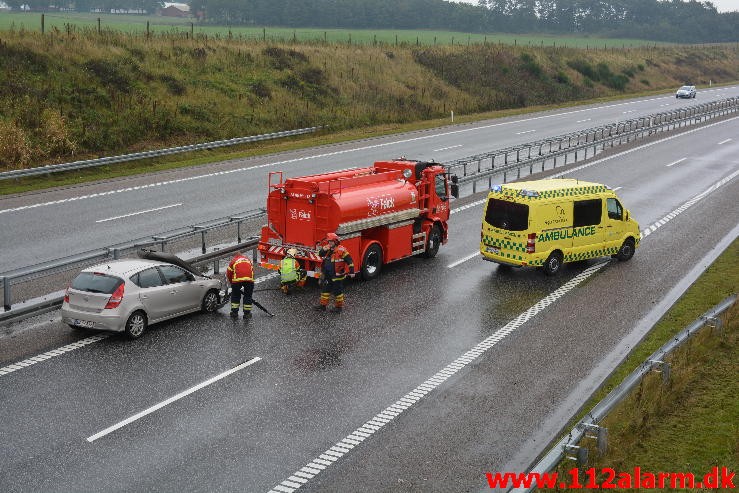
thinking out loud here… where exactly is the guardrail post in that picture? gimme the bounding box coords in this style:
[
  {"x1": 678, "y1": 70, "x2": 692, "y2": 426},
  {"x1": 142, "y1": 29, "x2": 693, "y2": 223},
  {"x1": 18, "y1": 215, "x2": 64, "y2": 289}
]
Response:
[
  {"x1": 201, "y1": 230, "x2": 207, "y2": 254},
  {"x1": 2, "y1": 277, "x2": 11, "y2": 311},
  {"x1": 237, "y1": 222, "x2": 242, "y2": 243},
  {"x1": 112, "y1": 248, "x2": 120, "y2": 260}
]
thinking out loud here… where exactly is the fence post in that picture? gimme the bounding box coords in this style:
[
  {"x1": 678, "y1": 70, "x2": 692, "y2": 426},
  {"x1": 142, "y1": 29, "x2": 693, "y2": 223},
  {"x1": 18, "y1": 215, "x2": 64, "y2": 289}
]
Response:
[{"x1": 2, "y1": 277, "x2": 11, "y2": 311}]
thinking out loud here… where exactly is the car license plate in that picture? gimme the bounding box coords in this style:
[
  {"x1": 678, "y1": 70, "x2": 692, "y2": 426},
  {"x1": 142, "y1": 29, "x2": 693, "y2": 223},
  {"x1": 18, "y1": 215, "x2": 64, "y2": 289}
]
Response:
[
  {"x1": 74, "y1": 319, "x2": 94, "y2": 328},
  {"x1": 487, "y1": 246, "x2": 501, "y2": 255}
]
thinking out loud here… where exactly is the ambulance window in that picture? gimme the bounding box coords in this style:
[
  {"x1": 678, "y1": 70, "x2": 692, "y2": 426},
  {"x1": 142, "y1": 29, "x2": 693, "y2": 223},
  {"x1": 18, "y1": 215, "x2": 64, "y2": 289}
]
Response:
[
  {"x1": 485, "y1": 198, "x2": 529, "y2": 231},
  {"x1": 573, "y1": 199, "x2": 602, "y2": 227},
  {"x1": 607, "y1": 198, "x2": 623, "y2": 220}
]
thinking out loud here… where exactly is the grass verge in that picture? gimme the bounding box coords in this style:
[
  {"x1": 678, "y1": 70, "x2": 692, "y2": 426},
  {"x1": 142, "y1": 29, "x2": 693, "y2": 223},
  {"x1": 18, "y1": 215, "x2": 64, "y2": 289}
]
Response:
[
  {"x1": 551, "y1": 239, "x2": 738, "y2": 488},
  {"x1": 0, "y1": 84, "x2": 716, "y2": 197}
]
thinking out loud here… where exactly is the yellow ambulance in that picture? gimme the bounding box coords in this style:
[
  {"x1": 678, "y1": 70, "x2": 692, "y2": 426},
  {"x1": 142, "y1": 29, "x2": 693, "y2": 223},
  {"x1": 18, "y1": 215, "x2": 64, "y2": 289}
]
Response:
[{"x1": 479, "y1": 179, "x2": 640, "y2": 275}]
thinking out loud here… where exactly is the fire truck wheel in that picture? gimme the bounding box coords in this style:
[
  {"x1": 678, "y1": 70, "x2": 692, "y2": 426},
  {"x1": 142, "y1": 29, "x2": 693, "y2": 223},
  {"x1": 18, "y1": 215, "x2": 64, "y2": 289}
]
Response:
[
  {"x1": 361, "y1": 244, "x2": 383, "y2": 281},
  {"x1": 423, "y1": 225, "x2": 442, "y2": 258}
]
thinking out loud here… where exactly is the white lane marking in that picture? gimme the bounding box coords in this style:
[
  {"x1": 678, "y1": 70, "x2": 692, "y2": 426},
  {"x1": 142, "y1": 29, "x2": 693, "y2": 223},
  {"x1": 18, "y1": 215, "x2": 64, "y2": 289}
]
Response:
[
  {"x1": 446, "y1": 252, "x2": 479, "y2": 269},
  {"x1": 267, "y1": 261, "x2": 609, "y2": 493},
  {"x1": 611, "y1": 186, "x2": 623, "y2": 191},
  {"x1": 4, "y1": 91, "x2": 710, "y2": 216},
  {"x1": 665, "y1": 158, "x2": 687, "y2": 168},
  {"x1": 433, "y1": 145, "x2": 462, "y2": 152},
  {"x1": 640, "y1": 169, "x2": 739, "y2": 239},
  {"x1": 450, "y1": 200, "x2": 485, "y2": 214},
  {"x1": 576, "y1": 118, "x2": 592, "y2": 123},
  {"x1": 516, "y1": 130, "x2": 536, "y2": 135},
  {"x1": 87, "y1": 357, "x2": 261, "y2": 442},
  {"x1": 268, "y1": 169, "x2": 739, "y2": 493},
  {"x1": 95, "y1": 203, "x2": 182, "y2": 223},
  {"x1": 0, "y1": 273, "x2": 277, "y2": 379},
  {"x1": 718, "y1": 138, "x2": 731, "y2": 145},
  {"x1": 550, "y1": 116, "x2": 739, "y2": 179},
  {"x1": 0, "y1": 335, "x2": 109, "y2": 377},
  {"x1": 449, "y1": 117, "x2": 737, "y2": 218},
  {"x1": 622, "y1": 110, "x2": 636, "y2": 114}
]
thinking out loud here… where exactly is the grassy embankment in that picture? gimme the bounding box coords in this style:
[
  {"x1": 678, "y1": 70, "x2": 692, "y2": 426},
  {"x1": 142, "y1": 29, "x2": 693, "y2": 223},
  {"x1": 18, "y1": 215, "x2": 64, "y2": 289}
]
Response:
[
  {"x1": 1, "y1": 15, "x2": 738, "y2": 195},
  {"x1": 550, "y1": 239, "x2": 738, "y2": 490}
]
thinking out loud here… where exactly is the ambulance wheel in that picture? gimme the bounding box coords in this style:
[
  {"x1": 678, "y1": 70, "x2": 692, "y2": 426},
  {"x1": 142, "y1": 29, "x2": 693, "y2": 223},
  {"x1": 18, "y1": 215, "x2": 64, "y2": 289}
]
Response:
[
  {"x1": 424, "y1": 225, "x2": 442, "y2": 258},
  {"x1": 361, "y1": 244, "x2": 383, "y2": 281},
  {"x1": 543, "y1": 251, "x2": 563, "y2": 276},
  {"x1": 616, "y1": 238, "x2": 635, "y2": 261}
]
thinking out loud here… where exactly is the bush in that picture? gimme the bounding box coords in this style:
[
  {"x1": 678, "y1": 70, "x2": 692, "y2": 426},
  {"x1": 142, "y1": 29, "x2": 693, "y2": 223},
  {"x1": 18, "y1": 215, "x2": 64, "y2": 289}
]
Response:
[{"x1": 0, "y1": 120, "x2": 34, "y2": 169}]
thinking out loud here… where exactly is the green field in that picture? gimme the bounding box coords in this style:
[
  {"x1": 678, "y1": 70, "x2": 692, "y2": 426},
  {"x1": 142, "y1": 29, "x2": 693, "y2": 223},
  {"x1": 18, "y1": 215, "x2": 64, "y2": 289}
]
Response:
[{"x1": 0, "y1": 11, "x2": 672, "y2": 48}]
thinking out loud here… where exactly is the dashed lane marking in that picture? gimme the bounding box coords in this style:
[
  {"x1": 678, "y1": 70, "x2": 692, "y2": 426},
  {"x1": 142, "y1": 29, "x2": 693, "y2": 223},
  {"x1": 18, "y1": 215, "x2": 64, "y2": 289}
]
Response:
[
  {"x1": 268, "y1": 168, "x2": 738, "y2": 493},
  {"x1": 665, "y1": 157, "x2": 687, "y2": 168},
  {"x1": 87, "y1": 357, "x2": 261, "y2": 442},
  {"x1": 95, "y1": 203, "x2": 182, "y2": 223},
  {"x1": 266, "y1": 261, "x2": 609, "y2": 493},
  {"x1": 5, "y1": 91, "x2": 727, "y2": 216}
]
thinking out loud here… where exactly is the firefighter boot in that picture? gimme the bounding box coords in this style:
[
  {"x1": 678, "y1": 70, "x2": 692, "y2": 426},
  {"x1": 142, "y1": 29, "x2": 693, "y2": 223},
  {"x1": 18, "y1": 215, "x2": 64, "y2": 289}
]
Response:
[
  {"x1": 230, "y1": 311, "x2": 239, "y2": 318},
  {"x1": 313, "y1": 304, "x2": 327, "y2": 311},
  {"x1": 329, "y1": 306, "x2": 343, "y2": 313}
]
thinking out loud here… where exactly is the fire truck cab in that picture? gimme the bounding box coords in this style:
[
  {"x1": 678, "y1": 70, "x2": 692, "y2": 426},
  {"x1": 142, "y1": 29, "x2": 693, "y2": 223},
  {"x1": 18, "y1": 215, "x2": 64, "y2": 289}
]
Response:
[{"x1": 259, "y1": 159, "x2": 453, "y2": 281}]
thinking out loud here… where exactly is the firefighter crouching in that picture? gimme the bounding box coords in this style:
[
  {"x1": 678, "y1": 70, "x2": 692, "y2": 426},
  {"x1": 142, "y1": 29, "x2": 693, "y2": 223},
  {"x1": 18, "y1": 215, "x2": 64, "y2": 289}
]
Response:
[
  {"x1": 314, "y1": 233, "x2": 354, "y2": 313},
  {"x1": 227, "y1": 251, "x2": 254, "y2": 318},
  {"x1": 279, "y1": 248, "x2": 306, "y2": 294}
]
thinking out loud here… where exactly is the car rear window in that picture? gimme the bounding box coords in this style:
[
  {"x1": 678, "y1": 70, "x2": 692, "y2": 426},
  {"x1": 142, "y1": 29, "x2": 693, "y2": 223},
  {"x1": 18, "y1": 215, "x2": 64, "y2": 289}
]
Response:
[
  {"x1": 71, "y1": 272, "x2": 123, "y2": 294},
  {"x1": 485, "y1": 198, "x2": 529, "y2": 231}
]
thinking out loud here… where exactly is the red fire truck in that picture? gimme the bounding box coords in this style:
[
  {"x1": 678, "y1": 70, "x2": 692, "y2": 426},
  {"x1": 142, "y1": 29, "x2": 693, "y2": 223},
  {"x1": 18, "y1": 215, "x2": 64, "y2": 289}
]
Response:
[{"x1": 258, "y1": 158, "x2": 454, "y2": 280}]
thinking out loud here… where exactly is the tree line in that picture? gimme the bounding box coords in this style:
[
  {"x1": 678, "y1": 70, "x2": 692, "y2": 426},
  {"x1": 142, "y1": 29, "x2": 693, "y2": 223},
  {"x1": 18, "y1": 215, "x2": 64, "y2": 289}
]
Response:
[{"x1": 5, "y1": 0, "x2": 738, "y2": 43}]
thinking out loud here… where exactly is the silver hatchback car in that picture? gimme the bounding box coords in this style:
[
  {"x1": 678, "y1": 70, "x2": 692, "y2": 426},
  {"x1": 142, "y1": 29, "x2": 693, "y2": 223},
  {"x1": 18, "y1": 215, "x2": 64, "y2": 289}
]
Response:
[{"x1": 61, "y1": 252, "x2": 227, "y2": 339}]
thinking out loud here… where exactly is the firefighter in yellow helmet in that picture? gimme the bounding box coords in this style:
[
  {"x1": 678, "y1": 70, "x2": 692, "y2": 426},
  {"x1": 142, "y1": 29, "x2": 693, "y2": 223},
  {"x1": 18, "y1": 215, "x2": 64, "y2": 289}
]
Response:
[
  {"x1": 314, "y1": 233, "x2": 354, "y2": 313},
  {"x1": 279, "y1": 248, "x2": 306, "y2": 294}
]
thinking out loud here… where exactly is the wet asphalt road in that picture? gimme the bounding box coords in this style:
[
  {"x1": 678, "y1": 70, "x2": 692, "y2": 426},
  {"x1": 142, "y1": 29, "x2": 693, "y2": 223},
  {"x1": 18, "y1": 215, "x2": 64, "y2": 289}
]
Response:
[
  {"x1": 1, "y1": 86, "x2": 737, "y2": 272},
  {"x1": 0, "y1": 110, "x2": 738, "y2": 492}
]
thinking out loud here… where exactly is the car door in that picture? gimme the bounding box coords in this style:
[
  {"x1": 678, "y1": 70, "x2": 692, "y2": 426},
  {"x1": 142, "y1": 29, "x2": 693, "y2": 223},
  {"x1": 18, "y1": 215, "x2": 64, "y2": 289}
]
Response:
[
  {"x1": 133, "y1": 267, "x2": 171, "y2": 323},
  {"x1": 572, "y1": 198, "x2": 605, "y2": 257},
  {"x1": 158, "y1": 264, "x2": 202, "y2": 314},
  {"x1": 605, "y1": 197, "x2": 627, "y2": 249}
]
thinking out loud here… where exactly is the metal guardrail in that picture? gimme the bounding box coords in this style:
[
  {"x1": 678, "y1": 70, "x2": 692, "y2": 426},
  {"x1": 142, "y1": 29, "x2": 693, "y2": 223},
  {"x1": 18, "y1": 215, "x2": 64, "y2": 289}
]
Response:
[
  {"x1": 1, "y1": 208, "x2": 265, "y2": 311},
  {"x1": 445, "y1": 97, "x2": 739, "y2": 192},
  {"x1": 0, "y1": 238, "x2": 260, "y2": 326},
  {"x1": 0, "y1": 127, "x2": 322, "y2": 180},
  {"x1": 509, "y1": 294, "x2": 736, "y2": 493},
  {"x1": 2, "y1": 96, "x2": 737, "y2": 317}
]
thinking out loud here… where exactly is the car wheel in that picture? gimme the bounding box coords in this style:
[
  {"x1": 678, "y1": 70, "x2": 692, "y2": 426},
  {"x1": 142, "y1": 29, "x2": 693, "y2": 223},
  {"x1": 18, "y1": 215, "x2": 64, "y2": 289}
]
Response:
[
  {"x1": 201, "y1": 289, "x2": 219, "y2": 313},
  {"x1": 124, "y1": 311, "x2": 147, "y2": 339},
  {"x1": 361, "y1": 244, "x2": 383, "y2": 281},
  {"x1": 424, "y1": 224, "x2": 442, "y2": 258},
  {"x1": 543, "y1": 251, "x2": 563, "y2": 276},
  {"x1": 616, "y1": 238, "x2": 636, "y2": 261}
]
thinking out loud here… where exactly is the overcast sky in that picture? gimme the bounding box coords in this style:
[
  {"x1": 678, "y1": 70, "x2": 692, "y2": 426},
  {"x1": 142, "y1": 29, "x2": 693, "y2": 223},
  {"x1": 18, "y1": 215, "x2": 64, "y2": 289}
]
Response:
[{"x1": 451, "y1": 0, "x2": 739, "y2": 13}]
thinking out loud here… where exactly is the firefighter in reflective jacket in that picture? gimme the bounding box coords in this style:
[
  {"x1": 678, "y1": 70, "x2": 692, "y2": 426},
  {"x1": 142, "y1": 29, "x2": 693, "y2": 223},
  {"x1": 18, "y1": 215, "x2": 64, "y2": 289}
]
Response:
[
  {"x1": 226, "y1": 251, "x2": 254, "y2": 318},
  {"x1": 279, "y1": 248, "x2": 306, "y2": 294},
  {"x1": 314, "y1": 233, "x2": 354, "y2": 313}
]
